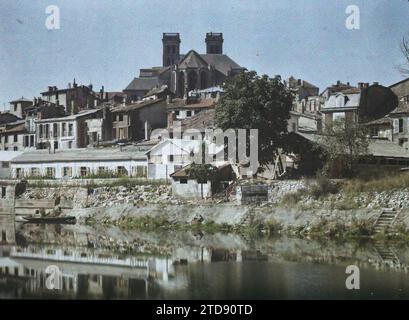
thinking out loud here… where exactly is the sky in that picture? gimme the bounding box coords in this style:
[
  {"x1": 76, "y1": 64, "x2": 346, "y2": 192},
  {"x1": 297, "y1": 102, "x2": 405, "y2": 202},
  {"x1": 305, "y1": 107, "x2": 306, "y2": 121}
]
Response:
[{"x1": 0, "y1": 0, "x2": 409, "y2": 109}]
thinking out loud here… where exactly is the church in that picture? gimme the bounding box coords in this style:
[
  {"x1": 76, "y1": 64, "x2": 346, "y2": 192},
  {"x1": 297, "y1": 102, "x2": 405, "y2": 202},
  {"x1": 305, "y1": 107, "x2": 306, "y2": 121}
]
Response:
[{"x1": 123, "y1": 33, "x2": 244, "y2": 102}]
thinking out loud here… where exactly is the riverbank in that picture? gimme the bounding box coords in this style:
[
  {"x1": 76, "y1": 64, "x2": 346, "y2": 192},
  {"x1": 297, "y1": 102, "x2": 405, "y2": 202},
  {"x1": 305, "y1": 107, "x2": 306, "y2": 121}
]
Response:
[{"x1": 14, "y1": 174, "x2": 409, "y2": 240}]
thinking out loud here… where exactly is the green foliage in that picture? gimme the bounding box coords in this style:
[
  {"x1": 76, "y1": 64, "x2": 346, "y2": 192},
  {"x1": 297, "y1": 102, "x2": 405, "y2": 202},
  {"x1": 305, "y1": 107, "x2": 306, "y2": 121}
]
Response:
[
  {"x1": 215, "y1": 70, "x2": 293, "y2": 165},
  {"x1": 319, "y1": 118, "x2": 369, "y2": 177},
  {"x1": 343, "y1": 172, "x2": 409, "y2": 194}
]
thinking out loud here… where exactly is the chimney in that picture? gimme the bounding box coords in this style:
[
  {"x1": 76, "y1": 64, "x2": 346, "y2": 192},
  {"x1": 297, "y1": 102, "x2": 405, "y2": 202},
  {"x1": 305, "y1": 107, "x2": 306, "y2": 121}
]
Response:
[
  {"x1": 73, "y1": 78, "x2": 77, "y2": 88},
  {"x1": 68, "y1": 82, "x2": 71, "y2": 89},
  {"x1": 336, "y1": 80, "x2": 341, "y2": 86},
  {"x1": 48, "y1": 86, "x2": 53, "y2": 92}
]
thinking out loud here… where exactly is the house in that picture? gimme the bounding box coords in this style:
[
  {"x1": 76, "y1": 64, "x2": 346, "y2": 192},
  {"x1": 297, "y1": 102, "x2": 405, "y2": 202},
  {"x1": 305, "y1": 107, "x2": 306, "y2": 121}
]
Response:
[
  {"x1": 170, "y1": 163, "x2": 235, "y2": 199},
  {"x1": 321, "y1": 87, "x2": 361, "y2": 128},
  {"x1": 389, "y1": 77, "x2": 409, "y2": 99},
  {"x1": 0, "y1": 151, "x2": 23, "y2": 178},
  {"x1": 8, "y1": 97, "x2": 33, "y2": 118},
  {"x1": 0, "y1": 121, "x2": 27, "y2": 151},
  {"x1": 295, "y1": 132, "x2": 409, "y2": 172},
  {"x1": 85, "y1": 107, "x2": 113, "y2": 145},
  {"x1": 285, "y1": 77, "x2": 320, "y2": 113},
  {"x1": 388, "y1": 98, "x2": 409, "y2": 150},
  {"x1": 40, "y1": 80, "x2": 101, "y2": 114},
  {"x1": 111, "y1": 98, "x2": 168, "y2": 142},
  {"x1": 320, "y1": 81, "x2": 356, "y2": 100},
  {"x1": 166, "y1": 97, "x2": 216, "y2": 127},
  {"x1": 123, "y1": 33, "x2": 244, "y2": 100},
  {"x1": 35, "y1": 109, "x2": 102, "y2": 151},
  {"x1": 365, "y1": 117, "x2": 393, "y2": 141},
  {"x1": 146, "y1": 138, "x2": 225, "y2": 180},
  {"x1": 10, "y1": 147, "x2": 148, "y2": 179},
  {"x1": 288, "y1": 111, "x2": 322, "y2": 133}
]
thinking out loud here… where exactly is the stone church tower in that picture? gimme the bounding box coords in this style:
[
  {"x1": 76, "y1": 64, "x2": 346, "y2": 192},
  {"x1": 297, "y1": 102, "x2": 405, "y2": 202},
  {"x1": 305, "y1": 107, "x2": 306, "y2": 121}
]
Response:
[
  {"x1": 162, "y1": 33, "x2": 181, "y2": 67},
  {"x1": 205, "y1": 32, "x2": 223, "y2": 54}
]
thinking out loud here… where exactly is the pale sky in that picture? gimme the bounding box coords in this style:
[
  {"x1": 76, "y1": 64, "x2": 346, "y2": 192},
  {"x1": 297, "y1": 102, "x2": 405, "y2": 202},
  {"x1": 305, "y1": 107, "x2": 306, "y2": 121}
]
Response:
[{"x1": 0, "y1": 0, "x2": 409, "y2": 109}]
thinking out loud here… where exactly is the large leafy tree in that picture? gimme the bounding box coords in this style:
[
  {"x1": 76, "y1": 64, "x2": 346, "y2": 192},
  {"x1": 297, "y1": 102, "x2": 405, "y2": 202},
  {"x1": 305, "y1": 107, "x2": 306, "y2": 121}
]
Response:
[
  {"x1": 215, "y1": 71, "x2": 293, "y2": 166},
  {"x1": 319, "y1": 119, "x2": 369, "y2": 177}
]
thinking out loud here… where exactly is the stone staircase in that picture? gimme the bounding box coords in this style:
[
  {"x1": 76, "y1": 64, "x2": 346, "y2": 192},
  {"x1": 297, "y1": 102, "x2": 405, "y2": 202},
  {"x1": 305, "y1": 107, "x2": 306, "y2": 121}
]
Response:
[
  {"x1": 373, "y1": 242, "x2": 401, "y2": 267},
  {"x1": 373, "y1": 208, "x2": 400, "y2": 234}
]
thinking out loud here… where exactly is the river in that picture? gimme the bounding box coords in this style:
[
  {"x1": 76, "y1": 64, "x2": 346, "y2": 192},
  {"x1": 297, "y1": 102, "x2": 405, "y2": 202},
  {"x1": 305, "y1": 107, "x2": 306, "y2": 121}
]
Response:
[{"x1": 1, "y1": 215, "x2": 409, "y2": 299}]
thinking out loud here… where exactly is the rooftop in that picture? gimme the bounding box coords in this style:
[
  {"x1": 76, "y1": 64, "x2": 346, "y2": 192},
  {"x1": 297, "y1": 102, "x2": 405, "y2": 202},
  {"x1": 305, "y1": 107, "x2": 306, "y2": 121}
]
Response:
[{"x1": 11, "y1": 147, "x2": 147, "y2": 164}]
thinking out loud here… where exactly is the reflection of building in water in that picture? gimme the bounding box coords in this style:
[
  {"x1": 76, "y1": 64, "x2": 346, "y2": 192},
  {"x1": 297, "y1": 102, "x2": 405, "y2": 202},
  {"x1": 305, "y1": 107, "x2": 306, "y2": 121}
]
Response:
[
  {"x1": 0, "y1": 216, "x2": 16, "y2": 245},
  {"x1": 0, "y1": 245, "x2": 177, "y2": 298}
]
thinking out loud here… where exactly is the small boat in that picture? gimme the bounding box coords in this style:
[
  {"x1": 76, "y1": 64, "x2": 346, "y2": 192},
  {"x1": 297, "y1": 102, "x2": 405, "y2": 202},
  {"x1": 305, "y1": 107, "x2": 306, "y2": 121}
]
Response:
[{"x1": 23, "y1": 215, "x2": 77, "y2": 225}]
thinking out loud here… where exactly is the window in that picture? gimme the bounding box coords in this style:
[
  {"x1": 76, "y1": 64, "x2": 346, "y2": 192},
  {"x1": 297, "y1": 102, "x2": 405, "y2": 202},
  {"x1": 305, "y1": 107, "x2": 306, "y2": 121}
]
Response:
[
  {"x1": 180, "y1": 179, "x2": 188, "y2": 184},
  {"x1": 30, "y1": 135, "x2": 34, "y2": 147},
  {"x1": 68, "y1": 141, "x2": 73, "y2": 149},
  {"x1": 53, "y1": 123, "x2": 58, "y2": 137},
  {"x1": 14, "y1": 134, "x2": 17, "y2": 142},
  {"x1": 186, "y1": 111, "x2": 192, "y2": 117},
  {"x1": 13, "y1": 146, "x2": 17, "y2": 151},
  {"x1": 117, "y1": 166, "x2": 128, "y2": 176},
  {"x1": 24, "y1": 136, "x2": 29, "y2": 147},
  {"x1": 39, "y1": 124, "x2": 43, "y2": 138},
  {"x1": 4, "y1": 136, "x2": 8, "y2": 143},
  {"x1": 168, "y1": 155, "x2": 174, "y2": 162},
  {"x1": 1, "y1": 187, "x2": 6, "y2": 199},
  {"x1": 45, "y1": 167, "x2": 55, "y2": 178},
  {"x1": 370, "y1": 127, "x2": 379, "y2": 137},
  {"x1": 80, "y1": 167, "x2": 88, "y2": 177},
  {"x1": 62, "y1": 167, "x2": 72, "y2": 177},
  {"x1": 117, "y1": 114, "x2": 123, "y2": 122},
  {"x1": 45, "y1": 124, "x2": 50, "y2": 138},
  {"x1": 31, "y1": 167, "x2": 40, "y2": 177},
  {"x1": 98, "y1": 167, "x2": 108, "y2": 175},
  {"x1": 62, "y1": 123, "x2": 66, "y2": 136},
  {"x1": 1, "y1": 230, "x2": 6, "y2": 242},
  {"x1": 68, "y1": 123, "x2": 73, "y2": 136},
  {"x1": 175, "y1": 110, "x2": 180, "y2": 116},
  {"x1": 54, "y1": 141, "x2": 58, "y2": 150},
  {"x1": 399, "y1": 118, "x2": 404, "y2": 133},
  {"x1": 16, "y1": 168, "x2": 22, "y2": 178}
]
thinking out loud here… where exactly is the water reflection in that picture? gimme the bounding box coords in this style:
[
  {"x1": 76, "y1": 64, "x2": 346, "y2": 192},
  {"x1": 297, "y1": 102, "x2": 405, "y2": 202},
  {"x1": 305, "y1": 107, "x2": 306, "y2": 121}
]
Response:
[{"x1": 2, "y1": 217, "x2": 409, "y2": 299}]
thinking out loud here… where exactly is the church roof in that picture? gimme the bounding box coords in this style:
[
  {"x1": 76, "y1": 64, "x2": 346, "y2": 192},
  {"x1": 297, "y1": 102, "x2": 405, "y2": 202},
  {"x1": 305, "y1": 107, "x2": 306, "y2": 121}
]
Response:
[
  {"x1": 178, "y1": 50, "x2": 209, "y2": 69},
  {"x1": 124, "y1": 77, "x2": 162, "y2": 91},
  {"x1": 201, "y1": 54, "x2": 243, "y2": 76}
]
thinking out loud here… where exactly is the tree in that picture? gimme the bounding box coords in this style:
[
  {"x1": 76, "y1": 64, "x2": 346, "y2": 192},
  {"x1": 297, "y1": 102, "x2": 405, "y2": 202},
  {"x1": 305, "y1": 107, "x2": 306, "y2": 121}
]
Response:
[
  {"x1": 215, "y1": 70, "x2": 293, "y2": 168},
  {"x1": 187, "y1": 163, "x2": 218, "y2": 199},
  {"x1": 318, "y1": 119, "x2": 369, "y2": 177}
]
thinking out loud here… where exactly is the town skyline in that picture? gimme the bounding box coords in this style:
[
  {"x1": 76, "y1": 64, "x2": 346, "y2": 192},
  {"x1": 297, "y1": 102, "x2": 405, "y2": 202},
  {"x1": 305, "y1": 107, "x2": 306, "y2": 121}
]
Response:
[{"x1": 1, "y1": 0, "x2": 409, "y2": 109}]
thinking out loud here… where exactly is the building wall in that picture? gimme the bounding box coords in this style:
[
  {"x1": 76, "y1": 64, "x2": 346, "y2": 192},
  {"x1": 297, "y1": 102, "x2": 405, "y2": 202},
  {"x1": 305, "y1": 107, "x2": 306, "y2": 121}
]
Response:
[
  {"x1": 11, "y1": 159, "x2": 147, "y2": 179},
  {"x1": 171, "y1": 179, "x2": 211, "y2": 199},
  {"x1": 0, "y1": 133, "x2": 25, "y2": 151}
]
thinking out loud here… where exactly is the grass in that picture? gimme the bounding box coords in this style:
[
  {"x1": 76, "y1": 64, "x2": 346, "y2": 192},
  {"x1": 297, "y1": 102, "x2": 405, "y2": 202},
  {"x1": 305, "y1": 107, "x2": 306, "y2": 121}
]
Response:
[{"x1": 343, "y1": 172, "x2": 409, "y2": 194}]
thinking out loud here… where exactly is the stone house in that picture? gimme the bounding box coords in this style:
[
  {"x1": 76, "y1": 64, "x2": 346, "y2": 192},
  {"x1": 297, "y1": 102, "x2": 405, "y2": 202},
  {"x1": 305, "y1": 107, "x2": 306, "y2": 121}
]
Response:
[
  {"x1": 10, "y1": 147, "x2": 148, "y2": 179},
  {"x1": 40, "y1": 80, "x2": 101, "y2": 114},
  {"x1": 8, "y1": 97, "x2": 33, "y2": 118},
  {"x1": 35, "y1": 109, "x2": 102, "y2": 151},
  {"x1": 170, "y1": 163, "x2": 235, "y2": 199},
  {"x1": 321, "y1": 88, "x2": 361, "y2": 129},
  {"x1": 111, "y1": 99, "x2": 167, "y2": 142},
  {"x1": 166, "y1": 97, "x2": 216, "y2": 127},
  {"x1": 389, "y1": 77, "x2": 409, "y2": 99},
  {"x1": 388, "y1": 98, "x2": 409, "y2": 150},
  {"x1": 146, "y1": 138, "x2": 225, "y2": 180}
]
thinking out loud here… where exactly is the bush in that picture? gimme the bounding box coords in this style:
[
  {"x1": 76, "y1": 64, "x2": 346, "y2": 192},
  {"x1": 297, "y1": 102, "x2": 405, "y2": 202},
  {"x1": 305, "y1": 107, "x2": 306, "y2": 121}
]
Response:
[{"x1": 307, "y1": 173, "x2": 340, "y2": 199}]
